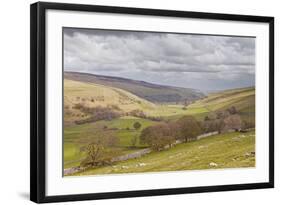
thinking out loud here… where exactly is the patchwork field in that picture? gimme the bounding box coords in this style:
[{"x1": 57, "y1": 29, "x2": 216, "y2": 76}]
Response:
[{"x1": 64, "y1": 116, "x2": 158, "y2": 168}]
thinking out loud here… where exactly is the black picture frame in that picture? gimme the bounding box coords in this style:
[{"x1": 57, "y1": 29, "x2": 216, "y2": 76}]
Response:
[{"x1": 30, "y1": 2, "x2": 274, "y2": 203}]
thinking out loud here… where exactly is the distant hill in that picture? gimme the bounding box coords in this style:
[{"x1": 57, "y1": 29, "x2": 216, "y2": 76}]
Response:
[{"x1": 64, "y1": 72, "x2": 204, "y2": 104}]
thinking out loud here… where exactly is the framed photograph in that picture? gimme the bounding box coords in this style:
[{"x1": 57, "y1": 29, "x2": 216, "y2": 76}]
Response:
[{"x1": 30, "y1": 2, "x2": 274, "y2": 203}]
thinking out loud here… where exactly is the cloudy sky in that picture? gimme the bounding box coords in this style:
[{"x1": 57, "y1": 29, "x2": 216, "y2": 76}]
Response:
[{"x1": 63, "y1": 28, "x2": 255, "y2": 91}]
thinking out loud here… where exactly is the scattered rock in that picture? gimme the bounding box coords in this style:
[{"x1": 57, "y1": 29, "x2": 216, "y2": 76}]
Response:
[
  {"x1": 245, "y1": 151, "x2": 255, "y2": 157},
  {"x1": 139, "y1": 163, "x2": 146, "y2": 167},
  {"x1": 121, "y1": 165, "x2": 129, "y2": 169},
  {"x1": 209, "y1": 162, "x2": 218, "y2": 167},
  {"x1": 232, "y1": 156, "x2": 240, "y2": 161},
  {"x1": 232, "y1": 137, "x2": 241, "y2": 142}
]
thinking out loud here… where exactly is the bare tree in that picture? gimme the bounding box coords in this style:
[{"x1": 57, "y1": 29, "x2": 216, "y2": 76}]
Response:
[
  {"x1": 227, "y1": 106, "x2": 238, "y2": 114},
  {"x1": 85, "y1": 142, "x2": 105, "y2": 166},
  {"x1": 224, "y1": 114, "x2": 242, "y2": 131},
  {"x1": 177, "y1": 116, "x2": 202, "y2": 142},
  {"x1": 81, "y1": 133, "x2": 119, "y2": 167},
  {"x1": 242, "y1": 120, "x2": 255, "y2": 130},
  {"x1": 216, "y1": 110, "x2": 230, "y2": 119},
  {"x1": 140, "y1": 123, "x2": 176, "y2": 151},
  {"x1": 214, "y1": 119, "x2": 225, "y2": 134}
]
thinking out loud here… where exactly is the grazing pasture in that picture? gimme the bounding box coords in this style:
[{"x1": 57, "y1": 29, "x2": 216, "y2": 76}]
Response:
[
  {"x1": 64, "y1": 116, "x2": 158, "y2": 168},
  {"x1": 63, "y1": 76, "x2": 255, "y2": 175},
  {"x1": 69, "y1": 131, "x2": 255, "y2": 176}
]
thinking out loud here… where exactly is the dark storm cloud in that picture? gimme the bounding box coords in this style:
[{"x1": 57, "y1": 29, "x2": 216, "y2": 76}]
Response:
[{"x1": 63, "y1": 28, "x2": 255, "y2": 91}]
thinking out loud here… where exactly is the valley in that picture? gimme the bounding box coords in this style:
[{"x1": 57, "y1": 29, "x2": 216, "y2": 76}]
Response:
[{"x1": 63, "y1": 72, "x2": 255, "y2": 176}]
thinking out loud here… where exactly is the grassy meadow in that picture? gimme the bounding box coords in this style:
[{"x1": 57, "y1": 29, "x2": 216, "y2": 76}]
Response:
[
  {"x1": 71, "y1": 131, "x2": 255, "y2": 176},
  {"x1": 63, "y1": 75, "x2": 255, "y2": 176}
]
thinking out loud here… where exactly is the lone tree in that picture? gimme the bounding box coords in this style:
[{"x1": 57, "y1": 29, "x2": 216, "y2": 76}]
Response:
[
  {"x1": 177, "y1": 116, "x2": 202, "y2": 142},
  {"x1": 84, "y1": 141, "x2": 105, "y2": 166},
  {"x1": 80, "y1": 133, "x2": 119, "y2": 167},
  {"x1": 133, "y1": 121, "x2": 142, "y2": 130}
]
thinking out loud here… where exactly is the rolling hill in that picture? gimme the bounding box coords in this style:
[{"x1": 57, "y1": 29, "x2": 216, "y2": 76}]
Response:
[
  {"x1": 64, "y1": 77, "x2": 255, "y2": 125},
  {"x1": 188, "y1": 87, "x2": 255, "y2": 122},
  {"x1": 63, "y1": 80, "x2": 255, "y2": 174},
  {"x1": 64, "y1": 79, "x2": 156, "y2": 125},
  {"x1": 64, "y1": 72, "x2": 205, "y2": 104}
]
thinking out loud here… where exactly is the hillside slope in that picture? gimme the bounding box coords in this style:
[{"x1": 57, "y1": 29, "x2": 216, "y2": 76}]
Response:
[
  {"x1": 70, "y1": 130, "x2": 255, "y2": 176},
  {"x1": 64, "y1": 78, "x2": 255, "y2": 124},
  {"x1": 64, "y1": 83, "x2": 256, "y2": 173},
  {"x1": 188, "y1": 87, "x2": 255, "y2": 122},
  {"x1": 64, "y1": 79, "x2": 156, "y2": 124},
  {"x1": 64, "y1": 72, "x2": 204, "y2": 104}
]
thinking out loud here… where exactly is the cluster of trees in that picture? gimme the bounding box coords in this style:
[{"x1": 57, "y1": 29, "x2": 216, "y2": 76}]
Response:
[
  {"x1": 140, "y1": 116, "x2": 202, "y2": 151},
  {"x1": 140, "y1": 123, "x2": 174, "y2": 151},
  {"x1": 80, "y1": 106, "x2": 254, "y2": 166},
  {"x1": 128, "y1": 109, "x2": 146, "y2": 118},
  {"x1": 140, "y1": 106, "x2": 253, "y2": 152},
  {"x1": 128, "y1": 109, "x2": 163, "y2": 122},
  {"x1": 76, "y1": 96, "x2": 105, "y2": 103},
  {"x1": 73, "y1": 104, "x2": 121, "y2": 125},
  {"x1": 203, "y1": 106, "x2": 243, "y2": 133}
]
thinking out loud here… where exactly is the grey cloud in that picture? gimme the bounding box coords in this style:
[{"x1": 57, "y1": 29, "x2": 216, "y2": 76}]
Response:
[{"x1": 63, "y1": 28, "x2": 255, "y2": 91}]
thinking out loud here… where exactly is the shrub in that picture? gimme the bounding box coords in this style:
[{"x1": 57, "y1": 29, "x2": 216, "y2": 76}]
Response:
[
  {"x1": 73, "y1": 103, "x2": 84, "y2": 110},
  {"x1": 133, "y1": 122, "x2": 142, "y2": 130},
  {"x1": 129, "y1": 109, "x2": 146, "y2": 118}
]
